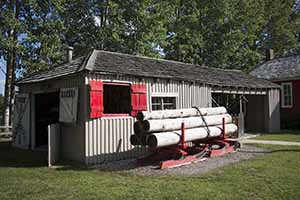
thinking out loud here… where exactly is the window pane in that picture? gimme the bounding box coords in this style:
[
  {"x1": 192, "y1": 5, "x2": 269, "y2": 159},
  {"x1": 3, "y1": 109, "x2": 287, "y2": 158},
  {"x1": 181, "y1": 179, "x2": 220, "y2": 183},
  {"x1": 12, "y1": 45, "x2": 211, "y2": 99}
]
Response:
[
  {"x1": 152, "y1": 97, "x2": 162, "y2": 110},
  {"x1": 104, "y1": 85, "x2": 131, "y2": 114},
  {"x1": 152, "y1": 104, "x2": 162, "y2": 110},
  {"x1": 163, "y1": 97, "x2": 176, "y2": 110},
  {"x1": 152, "y1": 97, "x2": 160, "y2": 103},
  {"x1": 287, "y1": 97, "x2": 291, "y2": 106},
  {"x1": 282, "y1": 83, "x2": 293, "y2": 107}
]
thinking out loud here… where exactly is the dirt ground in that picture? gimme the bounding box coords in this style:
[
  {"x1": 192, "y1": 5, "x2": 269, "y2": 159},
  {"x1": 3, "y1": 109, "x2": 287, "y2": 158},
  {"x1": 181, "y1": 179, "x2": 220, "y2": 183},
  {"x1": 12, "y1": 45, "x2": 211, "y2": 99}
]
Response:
[{"x1": 96, "y1": 144, "x2": 269, "y2": 176}]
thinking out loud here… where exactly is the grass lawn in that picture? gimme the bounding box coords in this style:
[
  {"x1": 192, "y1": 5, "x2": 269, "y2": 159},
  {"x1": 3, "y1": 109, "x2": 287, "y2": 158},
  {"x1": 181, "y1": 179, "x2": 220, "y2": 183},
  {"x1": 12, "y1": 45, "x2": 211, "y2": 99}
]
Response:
[
  {"x1": 0, "y1": 140, "x2": 300, "y2": 200},
  {"x1": 254, "y1": 130, "x2": 300, "y2": 142}
]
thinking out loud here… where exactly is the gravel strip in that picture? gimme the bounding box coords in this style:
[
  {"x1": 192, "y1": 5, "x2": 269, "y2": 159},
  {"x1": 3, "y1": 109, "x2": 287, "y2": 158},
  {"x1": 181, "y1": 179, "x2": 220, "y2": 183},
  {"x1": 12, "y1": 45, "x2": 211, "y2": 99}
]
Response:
[{"x1": 96, "y1": 145, "x2": 269, "y2": 176}]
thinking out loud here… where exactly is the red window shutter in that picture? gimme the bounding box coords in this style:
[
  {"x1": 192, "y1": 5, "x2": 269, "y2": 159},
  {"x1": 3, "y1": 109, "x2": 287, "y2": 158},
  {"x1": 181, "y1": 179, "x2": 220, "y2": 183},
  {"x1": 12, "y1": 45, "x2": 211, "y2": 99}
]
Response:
[
  {"x1": 90, "y1": 80, "x2": 103, "y2": 118},
  {"x1": 139, "y1": 85, "x2": 147, "y2": 110},
  {"x1": 131, "y1": 84, "x2": 147, "y2": 116}
]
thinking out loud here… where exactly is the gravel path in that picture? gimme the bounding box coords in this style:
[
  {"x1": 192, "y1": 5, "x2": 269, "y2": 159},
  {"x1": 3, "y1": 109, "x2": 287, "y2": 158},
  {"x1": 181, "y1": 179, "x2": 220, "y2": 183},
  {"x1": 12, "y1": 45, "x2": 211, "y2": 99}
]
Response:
[{"x1": 96, "y1": 145, "x2": 269, "y2": 176}]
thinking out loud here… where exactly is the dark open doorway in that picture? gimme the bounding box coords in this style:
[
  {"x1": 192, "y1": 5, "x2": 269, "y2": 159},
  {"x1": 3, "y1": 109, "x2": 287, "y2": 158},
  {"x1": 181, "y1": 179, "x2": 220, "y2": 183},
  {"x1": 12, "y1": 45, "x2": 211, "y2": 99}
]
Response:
[
  {"x1": 212, "y1": 93, "x2": 247, "y2": 135},
  {"x1": 212, "y1": 93, "x2": 245, "y2": 116},
  {"x1": 35, "y1": 92, "x2": 59, "y2": 148}
]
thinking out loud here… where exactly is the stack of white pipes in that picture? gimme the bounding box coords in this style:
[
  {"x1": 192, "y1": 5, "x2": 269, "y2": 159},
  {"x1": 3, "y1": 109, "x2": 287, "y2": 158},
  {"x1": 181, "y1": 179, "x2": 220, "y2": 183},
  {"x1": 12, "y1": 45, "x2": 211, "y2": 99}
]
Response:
[{"x1": 130, "y1": 107, "x2": 238, "y2": 148}]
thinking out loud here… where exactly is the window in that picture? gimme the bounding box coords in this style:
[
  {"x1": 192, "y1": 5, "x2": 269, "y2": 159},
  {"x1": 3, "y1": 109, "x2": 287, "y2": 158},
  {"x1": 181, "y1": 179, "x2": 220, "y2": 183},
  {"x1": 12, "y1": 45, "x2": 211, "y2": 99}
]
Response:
[
  {"x1": 103, "y1": 84, "x2": 131, "y2": 114},
  {"x1": 89, "y1": 81, "x2": 147, "y2": 118},
  {"x1": 281, "y1": 82, "x2": 293, "y2": 108},
  {"x1": 152, "y1": 97, "x2": 176, "y2": 110}
]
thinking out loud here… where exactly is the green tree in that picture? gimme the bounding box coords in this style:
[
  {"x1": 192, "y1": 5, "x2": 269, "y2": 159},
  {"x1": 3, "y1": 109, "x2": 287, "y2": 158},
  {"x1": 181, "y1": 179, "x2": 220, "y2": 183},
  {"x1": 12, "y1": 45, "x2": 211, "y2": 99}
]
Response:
[
  {"x1": 161, "y1": 0, "x2": 204, "y2": 64},
  {"x1": 61, "y1": 0, "x2": 167, "y2": 57},
  {"x1": 20, "y1": 0, "x2": 66, "y2": 75},
  {"x1": 0, "y1": 0, "x2": 66, "y2": 126},
  {"x1": 260, "y1": 0, "x2": 299, "y2": 56},
  {"x1": 119, "y1": 0, "x2": 168, "y2": 57},
  {"x1": 0, "y1": 0, "x2": 21, "y2": 127},
  {"x1": 200, "y1": 0, "x2": 267, "y2": 71}
]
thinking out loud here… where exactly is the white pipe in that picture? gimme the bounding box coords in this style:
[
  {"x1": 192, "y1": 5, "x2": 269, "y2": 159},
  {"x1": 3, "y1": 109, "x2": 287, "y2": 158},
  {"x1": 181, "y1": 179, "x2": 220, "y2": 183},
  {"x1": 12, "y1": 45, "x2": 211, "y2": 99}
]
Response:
[
  {"x1": 141, "y1": 114, "x2": 232, "y2": 133},
  {"x1": 136, "y1": 107, "x2": 227, "y2": 121},
  {"x1": 147, "y1": 123, "x2": 238, "y2": 148}
]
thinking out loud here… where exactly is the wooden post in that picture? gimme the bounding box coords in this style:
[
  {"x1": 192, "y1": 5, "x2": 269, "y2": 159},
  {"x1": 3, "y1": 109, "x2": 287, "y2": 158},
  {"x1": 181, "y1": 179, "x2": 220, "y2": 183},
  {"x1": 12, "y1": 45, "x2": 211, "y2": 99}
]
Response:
[
  {"x1": 222, "y1": 117, "x2": 226, "y2": 139},
  {"x1": 181, "y1": 122, "x2": 187, "y2": 149},
  {"x1": 239, "y1": 96, "x2": 245, "y2": 137}
]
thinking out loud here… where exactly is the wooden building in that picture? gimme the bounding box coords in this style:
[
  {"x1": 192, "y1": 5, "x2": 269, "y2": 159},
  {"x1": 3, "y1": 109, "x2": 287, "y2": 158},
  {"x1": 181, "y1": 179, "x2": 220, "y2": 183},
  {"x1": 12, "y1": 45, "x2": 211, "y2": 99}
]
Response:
[
  {"x1": 14, "y1": 49, "x2": 280, "y2": 166},
  {"x1": 251, "y1": 54, "x2": 300, "y2": 128}
]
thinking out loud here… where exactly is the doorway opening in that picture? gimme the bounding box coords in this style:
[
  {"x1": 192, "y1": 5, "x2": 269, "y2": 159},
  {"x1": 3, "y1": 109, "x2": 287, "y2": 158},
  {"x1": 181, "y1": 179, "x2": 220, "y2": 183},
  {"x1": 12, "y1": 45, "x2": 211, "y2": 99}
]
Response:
[
  {"x1": 35, "y1": 92, "x2": 59, "y2": 148},
  {"x1": 212, "y1": 93, "x2": 247, "y2": 135},
  {"x1": 212, "y1": 93, "x2": 245, "y2": 116}
]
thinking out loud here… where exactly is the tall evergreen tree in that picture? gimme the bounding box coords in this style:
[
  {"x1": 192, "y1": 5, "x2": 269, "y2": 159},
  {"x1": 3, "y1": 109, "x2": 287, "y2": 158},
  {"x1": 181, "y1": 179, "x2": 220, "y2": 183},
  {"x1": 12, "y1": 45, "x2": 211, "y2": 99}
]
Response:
[{"x1": 0, "y1": 0, "x2": 21, "y2": 127}]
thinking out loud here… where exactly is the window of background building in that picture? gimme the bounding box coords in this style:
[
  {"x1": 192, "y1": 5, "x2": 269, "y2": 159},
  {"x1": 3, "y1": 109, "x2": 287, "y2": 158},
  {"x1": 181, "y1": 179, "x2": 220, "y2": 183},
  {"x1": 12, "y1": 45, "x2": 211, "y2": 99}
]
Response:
[{"x1": 281, "y1": 82, "x2": 293, "y2": 108}]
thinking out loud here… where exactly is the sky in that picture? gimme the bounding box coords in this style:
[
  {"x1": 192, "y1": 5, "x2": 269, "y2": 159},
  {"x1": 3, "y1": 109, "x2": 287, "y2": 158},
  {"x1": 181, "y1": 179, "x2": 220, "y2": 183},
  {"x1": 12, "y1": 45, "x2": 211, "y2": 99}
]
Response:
[{"x1": 0, "y1": 57, "x2": 6, "y2": 95}]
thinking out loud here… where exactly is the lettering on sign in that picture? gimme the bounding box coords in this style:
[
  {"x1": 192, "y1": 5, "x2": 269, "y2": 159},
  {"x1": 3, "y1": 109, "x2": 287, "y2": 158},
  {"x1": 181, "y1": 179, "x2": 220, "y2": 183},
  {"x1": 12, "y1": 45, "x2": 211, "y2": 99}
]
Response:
[{"x1": 61, "y1": 90, "x2": 76, "y2": 98}]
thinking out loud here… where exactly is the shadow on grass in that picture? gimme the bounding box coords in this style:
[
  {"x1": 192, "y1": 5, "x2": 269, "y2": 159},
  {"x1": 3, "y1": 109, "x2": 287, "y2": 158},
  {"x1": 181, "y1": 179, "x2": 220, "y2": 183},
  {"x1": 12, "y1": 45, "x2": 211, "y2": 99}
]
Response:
[
  {"x1": 0, "y1": 140, "x2": 48, "y2": 168},
  {"x1": 2, "y1": 139, "x2": 299, "y2": 172},
  {"x1": 0, "y1": 140, "x2": 91, "y2": 170},
  {"x1": 0, "y1": 140, "x2": 142, "y2": 172}
]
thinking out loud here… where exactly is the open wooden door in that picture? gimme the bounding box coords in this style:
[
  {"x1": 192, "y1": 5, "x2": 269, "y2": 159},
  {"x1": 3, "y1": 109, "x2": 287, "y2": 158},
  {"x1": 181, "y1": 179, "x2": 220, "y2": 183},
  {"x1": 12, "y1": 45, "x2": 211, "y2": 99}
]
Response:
[
  {"x1": 13, "y1": 93, "x2": 30, "y2": 149},
  {"x1": 48, "y1": 123, "x2": 60, "y2": 167},
  {"x1": 59, "y1": 87, "x2": 78, "y2": 123}
]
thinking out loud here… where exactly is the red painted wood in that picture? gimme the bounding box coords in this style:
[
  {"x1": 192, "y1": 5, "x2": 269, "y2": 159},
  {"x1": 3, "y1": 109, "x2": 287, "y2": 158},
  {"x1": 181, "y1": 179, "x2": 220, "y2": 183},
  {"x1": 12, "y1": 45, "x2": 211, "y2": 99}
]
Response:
[
  {"x1": 131, "y1": 84, "x2": 146, "y2": 94},
  {"x1": 101, "y1": 114, "x2": 130, "y2": 117},
  {"x1": 131, "y1": 83, "x2": 147, "y2": 116},
  {"x1": 90, "y1": 80, "x2": 104, "y2": 118},
  {"x1": 139, "y1": 93, "x2": 147, "y2": 110},
  {"x1": 222, "y1": 117, "x2": 226, "y2": 139},
  {"x1": 90, "y1": 80, "x2": 103, "y2": 91},
  {"x1": 180, "y1": 122, "x2": 187, "y2": 149},
  {"x1": 160, "y1": 155, "x2": 197, "y2": 169},
  {"x1": 137, "y1": 140, "x2": 239, "y2": 169},
  {"x1": 274, "y1": 79, "x2": 300, "y2": 123},
  {"x1": 209, "y1": 144, "x2": 235, "y2": 157}
]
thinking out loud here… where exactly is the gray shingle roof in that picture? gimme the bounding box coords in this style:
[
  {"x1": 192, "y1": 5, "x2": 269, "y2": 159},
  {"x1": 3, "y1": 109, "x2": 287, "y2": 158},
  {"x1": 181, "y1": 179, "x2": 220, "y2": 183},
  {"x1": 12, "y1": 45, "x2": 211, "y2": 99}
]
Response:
[
  {"x1": 18, "y1": 56, "x2": 87, "y2": 83},
  {"x1": 250, "y1": 55, "x2": 300, "y2": 81},
  {"x1": 18, "y1": 50, "x2": 278, "y2": 89}
]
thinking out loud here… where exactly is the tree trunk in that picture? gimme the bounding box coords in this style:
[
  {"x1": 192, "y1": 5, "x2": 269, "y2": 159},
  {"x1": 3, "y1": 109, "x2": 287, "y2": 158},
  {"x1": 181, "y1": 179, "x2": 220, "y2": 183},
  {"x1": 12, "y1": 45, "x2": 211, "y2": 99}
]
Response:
[
  {"x1": 4, "y1": 52, "x2": 13, "y2": 128},
  {"x1": 3, "y1": 0, "x2": 19, "y2": 128},
  {"x1": 9, "y1": 0, "x2": 19, "y2": 126}
]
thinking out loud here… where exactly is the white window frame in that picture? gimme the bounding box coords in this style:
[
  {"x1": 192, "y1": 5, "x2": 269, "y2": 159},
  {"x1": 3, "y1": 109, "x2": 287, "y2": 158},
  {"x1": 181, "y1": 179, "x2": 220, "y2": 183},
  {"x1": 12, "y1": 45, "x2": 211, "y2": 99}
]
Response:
[
  {"x1": 281, "y1": 82, "x2": 293, "y2": 108},
  {"x1": 151, "y1": 93, "x2": 178, "y2": 111}
]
